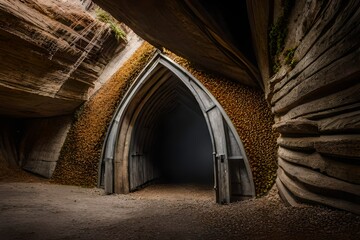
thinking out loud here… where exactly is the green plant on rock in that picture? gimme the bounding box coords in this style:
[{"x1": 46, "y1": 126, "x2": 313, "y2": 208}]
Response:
[
  {"x1": 268, "y1": 0, "x2": 295, "y2": 74},
  {"x1": 95, "y1": 7, "x2": 126, "y2": 42},
  {"x1": 269, "y1": 15, "x2": 288, "y2": 60},
  {"x1": 284, "y1": 47, "x2": 298, "y2": 69}
]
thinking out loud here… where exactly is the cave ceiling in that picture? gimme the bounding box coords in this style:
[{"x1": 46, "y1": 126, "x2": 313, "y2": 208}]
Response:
[{"x1": 93, "y1": 0, "x2": 262, "y2": 88}]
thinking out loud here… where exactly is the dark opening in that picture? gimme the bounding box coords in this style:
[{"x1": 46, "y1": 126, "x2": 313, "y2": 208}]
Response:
[
  {"x1": 155, "y1": 101, "x2": 213, "y2": 184},
  {"x1": 129, "y1": 75, "x2": 213, "y2": 190}
]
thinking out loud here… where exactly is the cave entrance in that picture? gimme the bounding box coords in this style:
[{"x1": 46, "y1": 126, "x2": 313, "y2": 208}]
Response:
[
  {"x1": 99, "y1": 52, "x2": 255, "y2": 203},
  {"x1": 130, "y1": 78, "x2": 213, "y2": 189}
]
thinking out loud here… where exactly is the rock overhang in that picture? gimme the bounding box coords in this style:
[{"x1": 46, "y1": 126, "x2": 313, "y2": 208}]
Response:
[{"x1": 92, "y1": 0, "x2": 262, "y2": 88}]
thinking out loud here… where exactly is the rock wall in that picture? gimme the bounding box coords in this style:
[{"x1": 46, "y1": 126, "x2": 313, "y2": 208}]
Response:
[
  {"x1": 0, "y1": 0, "x2": 125, "y2": 117},
  {"x1": 92, "y1": 0, "x2": 360, "y2": 213},
  {"x1": 0, "y1": 119, "x2": 21, "y2": 168},
  {"x1": 20, "y1": 116, "x2": 73, "y2": 178},
  {"x1": 0, "y1": 115, "x2": 73, "y2": 178},
  {"x1": 0, "y1": 0, "x2": 129, "y2": 177},
  {"x1": 249, "y1": 0, "x2": 360, "y2": 213},
  {"x1": 92, "y1": 0, "x2": 261, "y2": 88},
  {"x1": 0, "y1": 0, "x2": 356, "y2": 214}
]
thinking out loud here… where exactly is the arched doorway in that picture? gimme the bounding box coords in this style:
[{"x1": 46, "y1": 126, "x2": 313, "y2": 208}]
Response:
[
  {"x1": 130, "y1": 75, "x2": 213, "y2": 189},
  {"x1": 99, "y1": 52, "x2": 255, "y2": 203}
]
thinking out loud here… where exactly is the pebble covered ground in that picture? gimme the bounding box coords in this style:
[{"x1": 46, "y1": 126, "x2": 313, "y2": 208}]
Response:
[{"x1": 0, "y1": 180, "x2": 359, "y2": 240}]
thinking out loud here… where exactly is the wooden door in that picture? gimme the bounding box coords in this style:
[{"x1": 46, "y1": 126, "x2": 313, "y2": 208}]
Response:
[{"x1": 188, "y1": 79, "x2": 254, "y2": 203}]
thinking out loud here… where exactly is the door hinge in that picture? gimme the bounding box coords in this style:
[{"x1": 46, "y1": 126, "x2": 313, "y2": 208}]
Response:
[{"x1": 216, "y1": 154, "x2": 225, "y2": 163}]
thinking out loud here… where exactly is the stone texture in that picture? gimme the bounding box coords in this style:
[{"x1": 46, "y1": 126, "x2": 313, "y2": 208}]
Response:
[
  {"x1": 314, "y1": 135, "x2": 360, "y2": 160},
  {"x1": 89, "y1": 0, "x2": 360, "y2": 214},
  {"x1": 277, "y1": 167, "x2": 360, "y2": 215},
  {"x1": 45, "y1": 0, "x2": 360, "y2": 214},
  {"x1": 0, "y1": 115, "x2": 73, "y2": 178},
  {"x1": 267, "y1": 0, "x2": 360, "y2": 214},
  {"x1": 0, "y1": 0, "x2": 357, "y2": 214},
  {"x1": 93, "y1": 0, "x2": 261, "y2": 88},
  {"x1": 273, "y1": 119, "x2": 319, "y2": 135},
  {"x1": 278, "y1": 147, "x2": 360, "y2": 184},
  {"x1": 21, "y1": 116, "x2": 73, "y2": 178},
  {"x1": 0, "y1": 0, "x2": 125, "y2": 117}
]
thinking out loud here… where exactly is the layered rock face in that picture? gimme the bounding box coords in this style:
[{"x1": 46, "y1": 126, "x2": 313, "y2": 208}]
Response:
[
  {"x1": 0, "y1": 0, "x2": 124, "y2": 117},
  {"x1": 267, "y1": 1, "x2": 359, "y2": 214},
  {"x1": 94, "y1": 0, "x2": 359, "y2": 213},
  {"x1": 247, "y1": 0, "x2": 360, "y2": 214},
  {"x1": 0, "y1": 0, "x2": 126, "y2": 177},
  {"x1": 0, "y1": 0, "x2": 357, "y2": 213},
  {"x1": 93, "y1": 0, "x2": 261, "y2": 88}
]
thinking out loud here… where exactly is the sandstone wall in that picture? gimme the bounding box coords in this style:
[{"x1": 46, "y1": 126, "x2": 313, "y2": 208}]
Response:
[
  {"x1": 92, "y1": 0, "x2": 261, "y2": 88},
  {"x1": 249, "y1": 0, "x2": 360, "y2": 213},
  {"x1": 0, "y1": 0, "x2": 127, "y2": 176},
  {"x1": 20, "y1": 116, "x2": 73, "y2": 178},
  {"x1": 0, "y1": 115, "x2": 73, "y2": 178},
  {"x1": 0, "y1": 119, "x2": 20, "y2": 168},
  {"x1": 1, "y1": 0, "x2": 357, "y2": 214},
  {"x1": 0, "y1": 0, "x2": 125, "y2": 117}
]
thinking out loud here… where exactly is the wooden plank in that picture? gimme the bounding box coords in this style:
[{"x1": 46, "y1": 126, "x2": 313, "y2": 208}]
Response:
[
  {"x1": 225, "y1": 122, "x2": 254, "y2": 199},
  {"x1": 228, "y1": 156, "x2": 243, "y2": 160},
  {"x1": 225, "y1": 124, "x2": 242, "y2": 157},
  {"x1": 207, "y1": 107, "x2": 230, "y2": 204},
  {"x1": 104, "y1": 157, "x2": 113, "y2": 194},
  {"x1": 189, "y1": 80, "x2": 214, "y2": 110}
]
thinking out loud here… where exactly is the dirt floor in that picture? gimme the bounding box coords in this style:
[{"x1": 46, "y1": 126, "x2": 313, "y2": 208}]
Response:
[{"x1": 0, "y1": 175, "x2": 359, "y2": 240}]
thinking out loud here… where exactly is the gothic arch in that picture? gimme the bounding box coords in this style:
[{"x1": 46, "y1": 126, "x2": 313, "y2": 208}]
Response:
[{"x1": 99, "y1": 52, "x2": 255, "y2": 203}]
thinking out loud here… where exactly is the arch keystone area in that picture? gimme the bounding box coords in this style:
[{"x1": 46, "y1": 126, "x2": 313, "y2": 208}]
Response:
[{"x1": 99, "y1": 52, "x2": 255, "y2": 203}]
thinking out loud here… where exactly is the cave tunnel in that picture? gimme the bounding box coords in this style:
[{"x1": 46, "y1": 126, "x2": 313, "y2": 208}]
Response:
[
  {"x1": 100, "y1": 53, "x2": 255, "y2": 203},
  {"x1": 129, "y1": 75, "x2": 214, "y2": 190}
]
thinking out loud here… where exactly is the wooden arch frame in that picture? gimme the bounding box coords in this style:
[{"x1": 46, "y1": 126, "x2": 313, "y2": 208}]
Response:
[{"x1": 99, "y1": 52, "x2": 255, "y2": 203}]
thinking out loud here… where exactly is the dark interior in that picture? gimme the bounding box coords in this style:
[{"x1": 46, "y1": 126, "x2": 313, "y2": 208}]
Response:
[
  {"x1": 129, "y1": 75, "x2": 213, "y2": 190},
  {"x1": 155, "y1": 101, "x2": 213, "y2": 184}
]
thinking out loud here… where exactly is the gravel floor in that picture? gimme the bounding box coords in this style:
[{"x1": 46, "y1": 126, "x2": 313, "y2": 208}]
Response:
[{"x1": 0, "y1": 181, "x2": 359, "y2": 240}]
